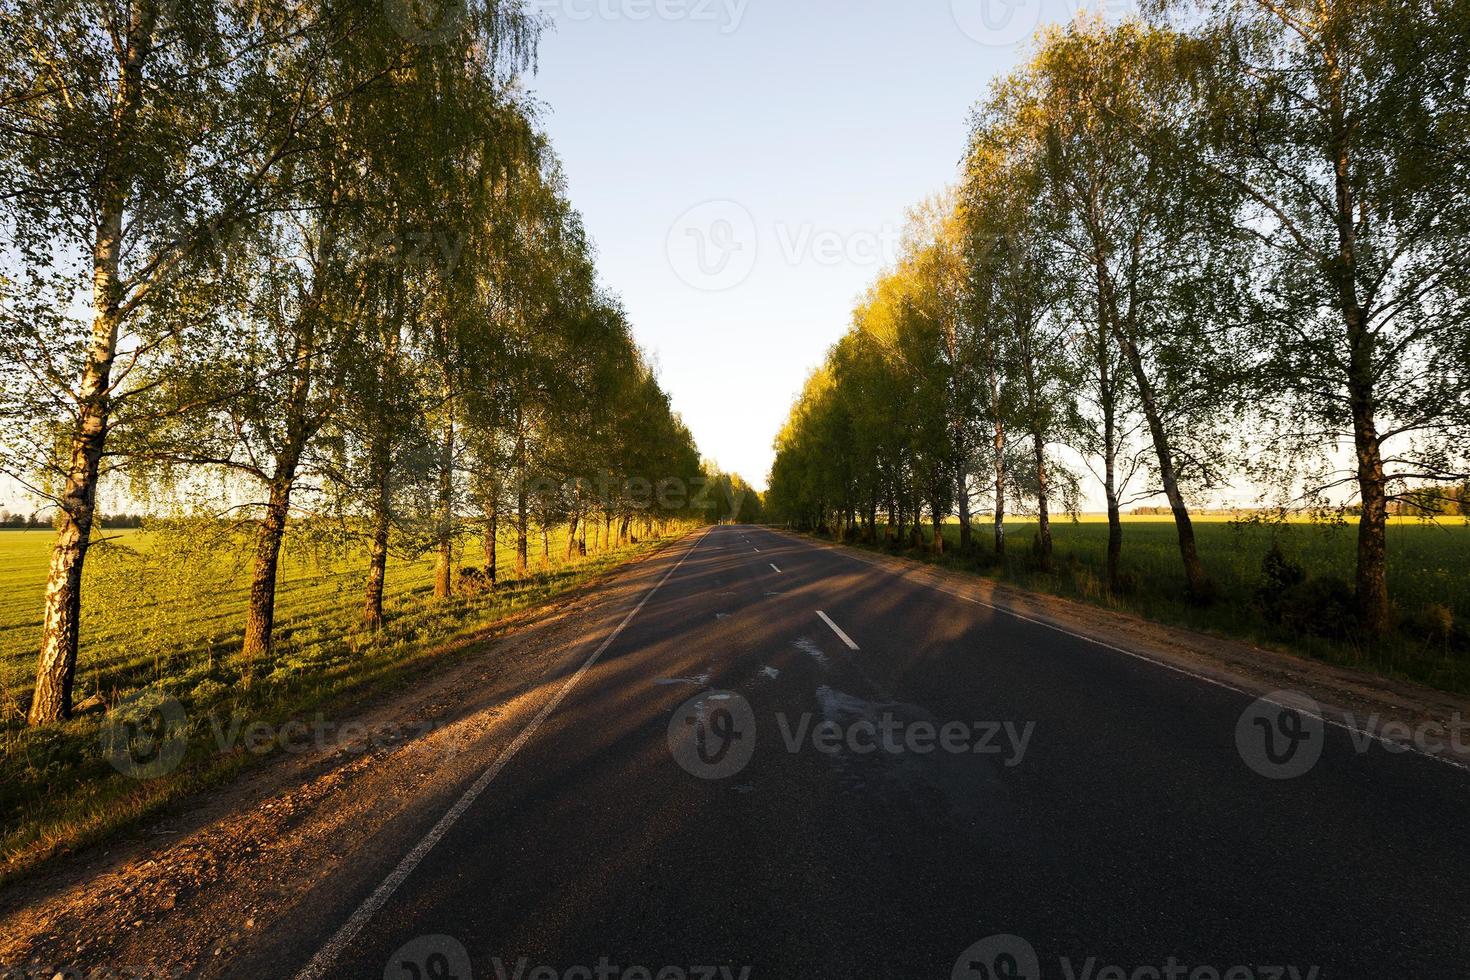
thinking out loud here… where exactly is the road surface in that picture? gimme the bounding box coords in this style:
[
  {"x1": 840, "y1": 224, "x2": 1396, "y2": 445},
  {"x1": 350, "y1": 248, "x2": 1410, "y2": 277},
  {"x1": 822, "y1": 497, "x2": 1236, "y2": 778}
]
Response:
[{"x1": 252, "y1": 525, "x2": 1470, "y2": 979}]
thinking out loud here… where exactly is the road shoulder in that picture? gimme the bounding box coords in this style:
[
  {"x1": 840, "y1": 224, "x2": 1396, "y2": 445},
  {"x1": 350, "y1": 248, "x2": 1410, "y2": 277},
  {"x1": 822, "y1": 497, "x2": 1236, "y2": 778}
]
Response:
[{"x1": 771, "y1": 528, "x2": 1470, "y2": 768}]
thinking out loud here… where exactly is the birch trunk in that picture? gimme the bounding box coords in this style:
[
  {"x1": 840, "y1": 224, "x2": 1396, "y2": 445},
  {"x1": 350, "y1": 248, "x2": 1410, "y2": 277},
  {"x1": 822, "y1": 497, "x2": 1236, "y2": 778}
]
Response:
[
  {"x1": 433, "y1": 398, "x2": 455, "y2": 599},
  {"x1": 28, "y1": 208, "x2": 123, "y2": 724},
  {"x1": 240, "y1": 329, "x2": 315, "y2": 662},
  {"x1": 241, "y1": 477, "x2": 294, "y2": 665},
  {"x1": 1091, "y1": 245, "x2": 1125, "y2": 594},
  {"x1": 515, "y1": 434, "x2": 529, "y2": 576},
  {"x1": 1113, "y1": 329, "x2": 1211, "y2": 600},
  {"x1": 1033, "y1": 430, "x2": 1053, "y2": 572},
  {"x1": 363, "y1": 450, "x2": 391, "y2": 631},
  {"x1": 992, "y1": 420, "x2": 1007, "y2": 560},
  {"x1": 484, "y1": 505, "x2": 499, "y2": 586},
  {"x1": 29, "y1": 6, "x2": 155, "y2": 724}
]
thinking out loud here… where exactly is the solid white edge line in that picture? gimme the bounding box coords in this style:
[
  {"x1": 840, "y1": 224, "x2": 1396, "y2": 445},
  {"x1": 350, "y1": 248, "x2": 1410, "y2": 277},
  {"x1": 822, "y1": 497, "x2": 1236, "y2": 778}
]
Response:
[
  {"x1": 294, "y1": 529, "x2": 710, "y2": 979},
  {"x1": 816, "y1": 610, "x2": 860, "y2": 651},
  {"x1": 785, "y1": 531, "x2": 1470, "y2": 775}
]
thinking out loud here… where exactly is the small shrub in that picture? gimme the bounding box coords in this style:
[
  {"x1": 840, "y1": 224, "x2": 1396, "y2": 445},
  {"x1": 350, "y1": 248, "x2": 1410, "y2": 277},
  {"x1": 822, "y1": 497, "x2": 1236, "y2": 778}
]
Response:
[
  {"x1": 1277, "y1": 575, "x2": 1356, "y2": 639},
  {"x1": 1254, "y1": 543, "x2": 1306, "y2": 621},
  {"x1": 1407, "y1": 604, "x2": 1455, "y2": 645},
  {"x1": 1110, "y1": 569, "x2": 1140, "y2": 596},
  {"x1": 1185, "y1": 575, "x2": 1218, "y2": 606},
  {"x1": 1252, "y1": 542, "x2": 1356, "y2": 638},
  {"x1": 457, "y1": 567, "x2": 493, "y2": 596}
]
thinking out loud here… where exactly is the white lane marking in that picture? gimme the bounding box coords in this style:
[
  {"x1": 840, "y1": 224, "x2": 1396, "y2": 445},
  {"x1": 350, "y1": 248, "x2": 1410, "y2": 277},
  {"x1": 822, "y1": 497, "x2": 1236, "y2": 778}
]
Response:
[
  {"x1": 816, "y1": 610, "x2": 860, "y2": 651},
  {"x1": 777, "y1": 531, "x2": 1470, "y2": 775},
  {"x1": 753, "y1": 547, "x2": 760, "y2": 552},
  {"x1": 769, "y1": 563, "x2": 782, "y2": 574},
  {"x1": 294, "y1": 530, "x2": 710, "y2": 979}
]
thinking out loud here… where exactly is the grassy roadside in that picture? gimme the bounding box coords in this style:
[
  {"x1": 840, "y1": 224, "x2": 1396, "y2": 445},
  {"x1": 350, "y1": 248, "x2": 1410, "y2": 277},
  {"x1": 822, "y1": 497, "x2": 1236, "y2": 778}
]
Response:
[
  {"x1": 789, "y1": 517, "x2": 1470, "y2": 696},
  {"x1": 0, "y1": 528, "x2": 685, "y2": 887}
]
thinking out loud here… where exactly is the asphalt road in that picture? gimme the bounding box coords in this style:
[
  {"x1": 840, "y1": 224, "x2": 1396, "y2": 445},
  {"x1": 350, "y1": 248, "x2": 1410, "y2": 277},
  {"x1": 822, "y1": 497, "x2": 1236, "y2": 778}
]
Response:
[{"x1": 269, "y1": 525, "x2": 1470, "y2": 980}]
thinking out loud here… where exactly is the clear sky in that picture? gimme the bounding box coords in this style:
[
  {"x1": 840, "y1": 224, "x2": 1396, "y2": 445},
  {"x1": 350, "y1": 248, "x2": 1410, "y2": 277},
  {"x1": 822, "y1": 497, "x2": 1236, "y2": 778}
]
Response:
[{"x1": 525, "y1": 0, "x2": 1100, "y2": 490}]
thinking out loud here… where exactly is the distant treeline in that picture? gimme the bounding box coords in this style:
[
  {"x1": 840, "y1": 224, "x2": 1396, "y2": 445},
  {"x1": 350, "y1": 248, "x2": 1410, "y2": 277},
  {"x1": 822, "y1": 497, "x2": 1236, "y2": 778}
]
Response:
[
  {"x1": 0, "y1": 511, "x2": 146, "y2": 530},
  {"x1": 1390, "y1": 486, "x2": 1470, "y2": 518}
]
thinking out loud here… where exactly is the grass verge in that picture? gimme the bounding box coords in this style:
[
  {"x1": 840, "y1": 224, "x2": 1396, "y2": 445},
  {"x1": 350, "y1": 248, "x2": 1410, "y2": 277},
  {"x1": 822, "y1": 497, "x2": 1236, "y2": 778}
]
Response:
[{"x1": 799, "y1": 517, "x2": 1470, "y2": 695}]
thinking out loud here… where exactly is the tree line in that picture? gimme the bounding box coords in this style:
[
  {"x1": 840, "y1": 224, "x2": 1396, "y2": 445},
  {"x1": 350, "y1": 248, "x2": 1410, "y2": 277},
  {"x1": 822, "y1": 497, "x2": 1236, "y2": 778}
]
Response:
[
  {"x1": 767, "y1": 1, "x2": 1470, "y2": 635},
  {"x1": 0, "y1": 0, "x2": 730, "y2": 726},
  {"x1": 0, "y1": 511, "x2": 145, "y2": 529}
]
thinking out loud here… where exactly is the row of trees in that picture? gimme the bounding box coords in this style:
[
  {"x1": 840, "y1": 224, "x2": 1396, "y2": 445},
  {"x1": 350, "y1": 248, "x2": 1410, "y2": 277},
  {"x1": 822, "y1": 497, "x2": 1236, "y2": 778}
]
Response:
[
  {"x1": 0, "y1": 511, "x2": 146, "y2": 529},
  {"x1": 767, "y1": 1, "x2": 1470, "y2": 634},
  {"x1": 0, "y1": 0, "x2": 722, "y2": 725},
  {"x1": 1391, "y1": 485, "x2": 1470, "y2": 517}
]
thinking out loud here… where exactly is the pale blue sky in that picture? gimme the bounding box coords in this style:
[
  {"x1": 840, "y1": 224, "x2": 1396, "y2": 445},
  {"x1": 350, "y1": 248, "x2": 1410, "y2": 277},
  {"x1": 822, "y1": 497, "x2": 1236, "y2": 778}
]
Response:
[{"x1": 526, "y1": 0, "x2": 1094, "y2": 489}]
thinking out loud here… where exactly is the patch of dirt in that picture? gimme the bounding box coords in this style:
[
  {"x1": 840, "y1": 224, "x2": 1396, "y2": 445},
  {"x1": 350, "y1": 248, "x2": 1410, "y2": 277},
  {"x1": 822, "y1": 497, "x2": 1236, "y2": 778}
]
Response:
[
  {"x1": 0, "y1": 536, "x2": 693, "y2": 978},
  {"x1": 782, "y1": 530, "x2": 1470, "y2": 766}
]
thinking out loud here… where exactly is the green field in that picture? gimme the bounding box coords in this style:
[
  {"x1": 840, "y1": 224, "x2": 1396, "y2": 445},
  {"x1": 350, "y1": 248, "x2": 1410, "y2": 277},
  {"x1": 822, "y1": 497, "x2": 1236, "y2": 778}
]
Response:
[
  {"x1": 1, "y1": 524, "x2": 634, "y2": 703},
  {"x1": 845, "y1": 515, "x2": 1469, "y2": 691},
  {"x1": 0, "y1": 523, "x2": 679, "y2": 883}
]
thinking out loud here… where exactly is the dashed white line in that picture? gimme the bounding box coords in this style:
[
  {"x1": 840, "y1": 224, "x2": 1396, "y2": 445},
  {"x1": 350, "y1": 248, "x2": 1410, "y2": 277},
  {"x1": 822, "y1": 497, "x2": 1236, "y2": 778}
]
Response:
[
  {"x1": 817, "y1": 610, "x2": 860, "y2": 651},
  {"x1": 769, "y1": 563, "x2": 782, "y2": 574},
  {"x1": 294, "y1": 529, "x2": 710, "y2": 978}
]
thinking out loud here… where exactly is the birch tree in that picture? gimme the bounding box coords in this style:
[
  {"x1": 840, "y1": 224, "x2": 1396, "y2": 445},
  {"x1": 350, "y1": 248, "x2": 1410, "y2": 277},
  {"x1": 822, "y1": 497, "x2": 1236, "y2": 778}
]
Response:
[
  {"x1": 0, "y1": 0, "x2": 370, "y2": 722},
  {"x1": 1194, "y1": 0, "x2": 1470, "y2": 632},
  {"x1": 982, "y1": 18, "x2": 1246, "y2": 600}
]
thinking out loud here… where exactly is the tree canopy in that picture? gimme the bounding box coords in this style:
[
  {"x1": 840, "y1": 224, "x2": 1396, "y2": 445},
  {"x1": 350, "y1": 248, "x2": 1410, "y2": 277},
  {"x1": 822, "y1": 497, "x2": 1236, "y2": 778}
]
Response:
[
  {"x1": 767, "y1": 5, "x2": 1470, "y2": 632},
  {"x1": 0, "y1": 0, "x2": 739, "y2": 725}
]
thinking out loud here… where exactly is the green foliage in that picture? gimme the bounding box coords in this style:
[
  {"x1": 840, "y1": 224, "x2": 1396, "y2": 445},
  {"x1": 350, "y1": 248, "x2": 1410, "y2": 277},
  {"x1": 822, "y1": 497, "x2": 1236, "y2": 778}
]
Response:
[
  {"x1": 1275, "y1": 576, "x2": 1358, "y2": 642},
  {"x1": 771, "y1": 7, "x2": 1468, "y2": 637},
  {"x1": 699, "y1": 464, "x2": 764, "y2": 524},
  {"x1": 0, "y1": 0, "x2": 735, "y2": 724}
]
